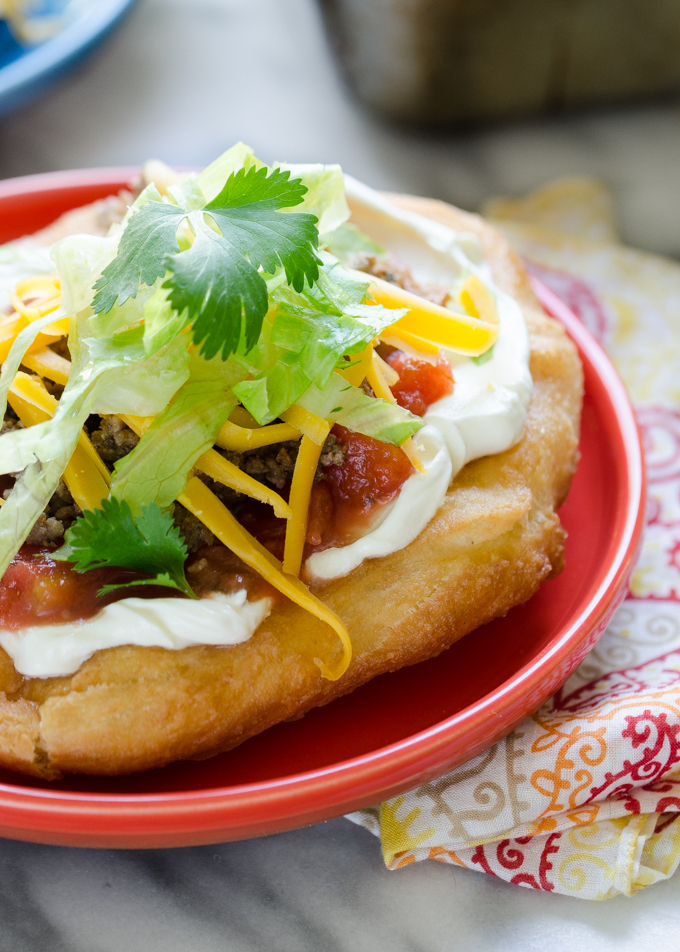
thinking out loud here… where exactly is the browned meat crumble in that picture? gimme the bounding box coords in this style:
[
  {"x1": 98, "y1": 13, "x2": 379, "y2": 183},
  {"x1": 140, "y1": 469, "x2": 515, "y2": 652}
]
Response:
[
  {"x1": 172, "y1": 504, "x2": 214, "y2": 552},
  {"x1": 346, "y1": 251, "x2": 451, "y2": 307},
  {"x1": 4, "y1": 408, "x2": 347, "y2": 553},
  {"x1": 90, "y1": 415, "x2": 140, "y2": 463},
  {"x1": 2, "y1": 478, "x2": 82, "y2": 546},
  {"x1": 218, "y1": 432, "x2": 347, "y2": 491}
]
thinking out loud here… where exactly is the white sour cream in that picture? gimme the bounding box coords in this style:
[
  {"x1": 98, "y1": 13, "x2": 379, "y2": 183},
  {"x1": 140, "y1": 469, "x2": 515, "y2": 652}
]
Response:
[
  {"x1": 0, "y1": 592, "x2": 272, "y2": 678},
  {"x1": 1, "y1": 176, "x2": 532, "y2": 675},
  {"x1": 304, "y1": 178, "x2": 533, "y2": 582},
  {"x1": 305, "y1": 425, "x2": 451, "y2": 583}
]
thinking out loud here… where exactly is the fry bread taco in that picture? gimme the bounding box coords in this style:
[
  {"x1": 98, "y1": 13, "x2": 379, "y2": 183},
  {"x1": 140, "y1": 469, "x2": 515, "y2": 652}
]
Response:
[{"x1": 0, "y1": 145, "x2": 582, "y2": 778}]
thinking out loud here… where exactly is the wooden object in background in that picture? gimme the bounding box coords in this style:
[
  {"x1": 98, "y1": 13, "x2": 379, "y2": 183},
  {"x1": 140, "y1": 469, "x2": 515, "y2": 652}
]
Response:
[{"x1": 319, "y1": 0, "x2": 680, "y2": 124}]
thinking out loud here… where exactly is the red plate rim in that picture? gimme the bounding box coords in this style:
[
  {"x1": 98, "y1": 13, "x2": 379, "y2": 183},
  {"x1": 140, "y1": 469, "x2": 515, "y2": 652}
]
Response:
[{"x1": 0, "y1": 169, "x2": 646, "y2": 845}]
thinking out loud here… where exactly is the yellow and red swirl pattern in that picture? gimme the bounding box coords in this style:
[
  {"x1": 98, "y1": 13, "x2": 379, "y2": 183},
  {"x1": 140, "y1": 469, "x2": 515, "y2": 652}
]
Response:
[{"x1": 349, "y1": 179, "x2": 680, "y2": 900}]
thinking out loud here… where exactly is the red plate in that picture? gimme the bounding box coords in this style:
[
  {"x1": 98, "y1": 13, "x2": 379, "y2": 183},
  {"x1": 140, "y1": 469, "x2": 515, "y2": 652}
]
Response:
[{"x1": 0, "y1": 170, "x2": 646, "y2": 848}]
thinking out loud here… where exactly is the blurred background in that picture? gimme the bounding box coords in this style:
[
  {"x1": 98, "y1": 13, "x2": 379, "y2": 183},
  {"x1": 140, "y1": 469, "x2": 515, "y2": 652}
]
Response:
[{"x1": 1, "y1": 0, "x2": 680, "y2": 256}]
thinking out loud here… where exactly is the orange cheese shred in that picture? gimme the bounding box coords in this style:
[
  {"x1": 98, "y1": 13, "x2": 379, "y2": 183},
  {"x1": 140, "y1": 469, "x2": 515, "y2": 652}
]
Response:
[
  {"x1": 21, "y1": 346, "x2": 71, "y2": 385},
  {"x1": 215, "y1": 419, "x2": 301, "y2": 453},
  {"x1": 196, "y1": 448, "x2": 291, "y2": 520},
  {"x1": 7, "y1": 373, "x2": 110, "y2": 511},
  {"x1": 348, "y1": 268, "x2": 498, "y2": 357},
  {"x1": 178, "y1": 477, "x2": 352, "y2": 680}
]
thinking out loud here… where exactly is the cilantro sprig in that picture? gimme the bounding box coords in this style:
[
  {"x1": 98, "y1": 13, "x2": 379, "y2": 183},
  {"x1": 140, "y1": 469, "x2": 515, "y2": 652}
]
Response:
[
  {"x1": 53, "y1": 498, "x2": 195, "y2": 599},
  {"x1": 92, "y1": 166, "x2": 321, "y2": 360}
]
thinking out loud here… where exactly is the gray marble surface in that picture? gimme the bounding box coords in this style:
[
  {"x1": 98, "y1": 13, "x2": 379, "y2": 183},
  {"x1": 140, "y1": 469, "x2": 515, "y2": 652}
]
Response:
[
  {"x1": 1, "y1": 1, "x2": 680, "y2": 948},
  {"x1": 3, "y1": 820, "x2": 680, "y2": 951}
]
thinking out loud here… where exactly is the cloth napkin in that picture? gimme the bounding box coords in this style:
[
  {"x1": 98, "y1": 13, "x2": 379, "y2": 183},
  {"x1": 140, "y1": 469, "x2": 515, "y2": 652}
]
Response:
[{"x1": 347, "y1": 178, "x2": 680, "y2": 900}]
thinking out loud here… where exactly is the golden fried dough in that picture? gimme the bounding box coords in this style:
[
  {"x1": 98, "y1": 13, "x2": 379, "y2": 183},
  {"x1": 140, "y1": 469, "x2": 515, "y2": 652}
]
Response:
[{"x1": 0, "y1": 198, "x2": 582, "y2": 778}]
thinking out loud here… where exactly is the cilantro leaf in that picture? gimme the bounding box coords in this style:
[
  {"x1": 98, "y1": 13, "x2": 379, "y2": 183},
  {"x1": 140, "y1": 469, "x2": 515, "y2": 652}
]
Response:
[
  {"x1": 165, "y1": 214, "x2": 268, "y2": 359},
  {"x1": 53, "y1": 497, "x2": 195, "y2": 599},
  {"x1": 167, "y1": 165, "x2": 319, "y2": 359},
  {"x1": 93, "y1": 165, "x2": 321, "y2": 362},
  {"x1": 93, "y1": 202, "x2": 187, "y2": 314},
  {"x1": 205, "y1": 165, "x2": 320, "y2": 294}
]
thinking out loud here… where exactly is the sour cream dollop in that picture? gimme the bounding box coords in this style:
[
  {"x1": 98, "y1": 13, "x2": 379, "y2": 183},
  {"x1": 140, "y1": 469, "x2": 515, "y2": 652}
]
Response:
[{"x1": 0, "y1": 592, "x2": 272, "y2": 678}]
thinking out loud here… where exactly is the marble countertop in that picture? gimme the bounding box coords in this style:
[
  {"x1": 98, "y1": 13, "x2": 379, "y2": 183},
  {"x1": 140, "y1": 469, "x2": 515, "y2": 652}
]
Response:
[
  {"x1": 4, "y1": 821, "x2": 680, "y2": 951},
  {"x1": 2, "y1": 1, "x2": 680, "y2": 947}
]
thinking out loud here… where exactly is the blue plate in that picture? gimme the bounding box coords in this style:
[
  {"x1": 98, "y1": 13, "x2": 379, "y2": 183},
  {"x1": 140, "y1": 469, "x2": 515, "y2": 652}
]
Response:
[{"x1": 0, "y1": 0, "x2": 138, "y2": 119}]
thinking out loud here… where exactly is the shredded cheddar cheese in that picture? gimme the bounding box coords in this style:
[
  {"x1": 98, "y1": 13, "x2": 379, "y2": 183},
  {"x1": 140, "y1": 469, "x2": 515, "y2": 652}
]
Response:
[
  {"x1": 7, "y1": 373, "x2": 110, "y2": 511},
  {"x1": 373, "y1": 350, "x2": 399, "y2": 386},
  {"x1": 117, "y1": 414, "x2": 153, "y2": 437},
  {"x1": 283, "y1": 430, "x2": 329, "y2": 577},
  {"x1": 196, "y1": 448, "x2": 292, "y2": 520},
  {"x1": 10, "y1": 274, "x2": 68, "y2": 338},
  {"x1": 0, "y1": 312, "x2": 64, "y2": 365},
  {"x1": 178, "y1": 477, "x2": 352, "y2": 680},
  {"x1": 350, "y1": 269, "x2": 498, "y2": 357},
  {"x1": 10, "y1": 275, "x2": 61, "y2": 320},
  {"x1": 459, "y1": 274, "x2": 498, "y2": 324},
  {"x1": 21, "y1": 346, "x2": 71, "y2": 385},
  {"x1": 280, "y1": 407, "x2": 331, "y2": 576},
  {"x1": 215, "y1": 419, "x2": 301, "y2": 453},
  {"x1": 228, "y1": 405, "x2": 262, "y2": 428},
  {"x1": 379, "y1": 327, "x2": 439, "y2": 356},
  {"x1": 280, "y1": 405, "x2": 329, "y2": 445}
]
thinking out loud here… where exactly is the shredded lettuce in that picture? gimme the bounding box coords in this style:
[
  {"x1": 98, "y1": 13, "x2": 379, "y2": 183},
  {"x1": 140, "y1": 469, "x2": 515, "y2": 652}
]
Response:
[
  {"x1": 142, "y1": 285, "x2": 189, "y2": 357},
  {"x1": 0, "y1": 456, "x2": 71, "y2": 579},
  {"x1": 110, "y1": 381, "x2": 237, "y2": 512},
  {"x1": 275, "y1": 163, "x2": 350, "y2": 235},
  {"x1": 109, "y1": 350, "x2": 246, "y2": 512},
  {"x1": 233, "y1": 354, "x2": 311, "y2": 425},
  {"x1": 297, "y1": 372, "x2": 423, "y2": 445},
  {"x1": 327, "y1": 222, "x2": 386, "y2": 261},
  {"x1": 51, "y1": 233, "x2": 119, "y2": 317},
  {"x1": 231, "y1": 254, "x2": 406, "y2": 424}
]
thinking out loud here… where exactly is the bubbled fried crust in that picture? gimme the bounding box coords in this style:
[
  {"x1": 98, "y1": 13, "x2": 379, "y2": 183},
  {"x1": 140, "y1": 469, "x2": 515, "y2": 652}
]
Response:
[{"x1": 0, "y1": 197, "x2": 583, "y2": 779}]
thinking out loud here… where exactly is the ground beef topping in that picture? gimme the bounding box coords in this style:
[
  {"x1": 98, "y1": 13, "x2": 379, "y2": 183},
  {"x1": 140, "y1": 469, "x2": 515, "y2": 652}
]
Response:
[
  {"x1": 1, "y1": 411, "x2": 24, "y2": 435},
  {"x1": 6, "y1": 412, "x2": 347, "y2": 554},
  {"x1": 172, "y1": 504, "x2": 215, "y2": 552},
  {"x1": 345, "y1": 251, "x2": 451, "y2": 308},
  {"x1": 217, "y1": 432, "x2": 347, "y2": 491},
  {"x1": 3, "y1": 478, "x2": 82, "y2": 547},
  {"x1": 89, "y1": 415, "x2": 140, "y2": 463}
]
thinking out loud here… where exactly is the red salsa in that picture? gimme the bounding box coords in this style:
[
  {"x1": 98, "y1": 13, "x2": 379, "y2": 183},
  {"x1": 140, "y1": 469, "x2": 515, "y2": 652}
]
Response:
[
  {"x1": 385, "y1": 350, "x2": 454, "y2": 416},
  {"x1": 0, "y1": 547, "x2": 151, "y2": 629},
  {"x1": 0, "y1": 545, "x2": 274, "y2": 630},
  {"x1": 237, "y1": 422, "x2": 415, "y2": 559}
]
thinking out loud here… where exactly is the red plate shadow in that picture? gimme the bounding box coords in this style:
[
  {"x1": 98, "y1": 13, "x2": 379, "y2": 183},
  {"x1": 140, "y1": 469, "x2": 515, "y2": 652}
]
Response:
[{"x1": 0, "y1": 170, "x2": 646, "y2": 847}]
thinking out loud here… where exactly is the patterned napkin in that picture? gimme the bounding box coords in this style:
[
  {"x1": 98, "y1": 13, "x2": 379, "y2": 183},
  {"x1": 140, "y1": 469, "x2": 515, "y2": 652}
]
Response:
[{"x1": 347, "y1": 179, "x2": 680, "y2": 900}]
